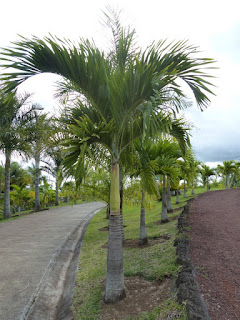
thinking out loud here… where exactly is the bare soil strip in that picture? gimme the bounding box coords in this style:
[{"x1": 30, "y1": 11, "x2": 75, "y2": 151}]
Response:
[{"x1": 189, "y1": 189, "x2": 240, "y2": 320}]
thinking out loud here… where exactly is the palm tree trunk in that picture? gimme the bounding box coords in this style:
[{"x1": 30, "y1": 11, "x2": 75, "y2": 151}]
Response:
[
  {"x1": 225, "y1": 175, "x2": 228, "y2": 190},
  {"x1": 119, "y1": 167, "x2": 125, "y2": 242},
  {"x1": 139, "y1": 189, "x2": 148, "y2": 245},
  {"x1": 106, "y1": 204, "x2": 110, "y2": 219},
  {"x1": 105, "y1": 162, "x2": 125, "y2": 303},
  {"x1": 55, "y1": 177, "x2": 59, "y2": 206},
  {"x1": 161, "y1": 175, "x2": 169, "y2": 223},
  {"x1": 175, "y1": 189, "x2": 180, "y2": 204},
  {"x1": 4, "y1": 150, "x2": 11, "y2": 219},
  {"x1": 183, "y1": 180, "x2": 187, "y2": 198},
  {"x1": 207, "y1": 178, "x2": 209, "y2": 191},
  {"x1": 0, "y1": 177, "x2": 2, "y2": 201},
  {"x1": 167, "y1": 176, "x2": 173, "y2": 212},
  {"x1": 35, "y1": 153, "x2": 41, "y2": 211}
]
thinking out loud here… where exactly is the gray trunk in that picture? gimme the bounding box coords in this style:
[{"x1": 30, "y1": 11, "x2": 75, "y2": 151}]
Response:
[
  {"x1": 191, "y1": 187, "x2": 195, "y2": 195},
  {"x1": 161, "y1": 175, "x2": 169, "y2": 223},
  {"x1": 175, "y1": 190, "x2": 180, "y2": 204},
  {"x1": 167, "y1": 176, "x2": 173, "y2": 212},
  {"x1": 139, "y1": 190, "x2": 148, "y2": 245},
  {"x1": 183, "y1": 180, "x2": 187, "y2": 198},
  {"x1": 105, "y1": 215, "x2": 125, "y2": 303},
  {"x1": 3, "y1": 150, "x2": 11, "y2": 219},
  {"x1": 225, "y1": 175, "x2": 228, "y2": 190},
  {"x1": 35, "y1": 153, "x2": 41, "y2": 211},
  {"x1": 55, "y1": 177, "x2": 59, "y2": 206}
]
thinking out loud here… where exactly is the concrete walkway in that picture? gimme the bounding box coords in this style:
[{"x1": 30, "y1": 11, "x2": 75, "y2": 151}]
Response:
[{"x1": 0, "y1": 202, "x2": 105, "y2": 320}]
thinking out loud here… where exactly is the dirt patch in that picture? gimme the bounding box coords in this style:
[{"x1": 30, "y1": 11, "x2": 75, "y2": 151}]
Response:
[
  {"x1": 100, "y1": 277, "x2": 172, "y2": 319},
  {"x1": 101, "y1": 235, "x2": 171, "y2": 249},
  {"x1": 99, "y1": 226, "x2": 109, "y2": 232},
  {"x1": 189, "y1": 189, "x2": 240, "y2": 320},
  {"x1": 123, "y1": 235, "x2": 171, "y2": 248}
]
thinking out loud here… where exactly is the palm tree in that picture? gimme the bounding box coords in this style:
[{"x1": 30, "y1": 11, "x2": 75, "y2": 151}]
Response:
[
  {"x1": 25, "y1": 111, "x2": 54, "y2": 210},
  {"x1": 132, "y1": 117, "x2": 189, "y2": 244},
  {"x1": 131, "y1": 139, "x2": 159, "y2": 245},
  {"x1": 0, "y1": 89, "x2": 36, "y2": 218},
  {"x1": 217, "y1": 160, "x2": 237, "y2": 189},
  {"x1": 0, "y1": 9, "x2": 215, "y2": 302},
  {"x1": 0, "y1": 163, "x2": 4, "y2": 201},
  {"x1": 155, "y1": 140, "x2": 183, "y2": 222},
  {"x1": 42, "y1": 146, "x2": 63, "y2": 206},
  {"x1": 200, "y1": 164, "x2": 215, "y2": 190}
]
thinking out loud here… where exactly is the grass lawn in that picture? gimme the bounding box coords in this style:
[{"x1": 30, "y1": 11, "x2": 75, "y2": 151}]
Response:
[{"x1": 71, "y1": 188, "x2": 210, "y2": 320}]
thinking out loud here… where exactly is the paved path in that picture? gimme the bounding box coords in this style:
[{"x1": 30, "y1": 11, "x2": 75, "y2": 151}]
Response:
[{"x1": 0, "y1": 202, "x2": 105, "y2": 320}]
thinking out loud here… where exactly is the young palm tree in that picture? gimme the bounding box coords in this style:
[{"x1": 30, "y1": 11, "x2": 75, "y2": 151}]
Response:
[
  {"x1": 200, "y1": 164, "x2": 215, "y2": 190},
  {"x1": 155, "y1": 140, "x2": 183, "y2": 222},
  {"x1": 217, "y1": 160, "x2": 237, "y2": 189},
  {"x1": 132, "y1": 117, "x2": 189, "y2": 244},
  {"x1": 0, "y1": 10, "x2": 215, "y2": 302}
]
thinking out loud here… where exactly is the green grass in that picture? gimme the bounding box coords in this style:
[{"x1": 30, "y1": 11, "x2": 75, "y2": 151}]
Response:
[{"x1": 71, "y1": 188, "x2": 210, "y2": 320}]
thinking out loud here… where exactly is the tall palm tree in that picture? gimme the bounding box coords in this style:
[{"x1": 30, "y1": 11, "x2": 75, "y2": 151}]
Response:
[
  {"x1": 217, "y1": 160, "x2": 237, "y2": 189},
  {"x1": 0, "y1": 89, "x2": 36, "y2": 218},
  {"x1": 0, "y1": 9, "x2": 215, "y2": 302}
]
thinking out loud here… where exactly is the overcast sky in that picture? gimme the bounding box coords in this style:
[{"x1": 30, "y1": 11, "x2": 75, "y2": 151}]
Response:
[{"x1": 1, "y1": 0, "x2": 240, "y2": 166}]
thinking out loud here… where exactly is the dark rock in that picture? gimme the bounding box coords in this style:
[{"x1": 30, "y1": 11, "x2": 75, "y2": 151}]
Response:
[{"x1": 175, "y1": 199, "x2": 210, "y2": 320}]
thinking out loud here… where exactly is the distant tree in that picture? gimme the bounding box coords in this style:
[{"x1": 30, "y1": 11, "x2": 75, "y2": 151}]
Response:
[
  {"x1": 0, "y1": 89, "x2": 37, "y2": 219},
  {"x1": 217, "y1": 160, "x2": 238, "y2": 189},
  {"x1": 10, "y1": 161, "x2": 32, "y2": 187},
  {"x1": 25, "y1": 111, "x2": 54, "y2": 211},
  {"x1": 200, "y1": 164, "x2": 215, "y2": 191},
  {"x1": 10, "y1": 184, "x2": 32, "y2": 213}
]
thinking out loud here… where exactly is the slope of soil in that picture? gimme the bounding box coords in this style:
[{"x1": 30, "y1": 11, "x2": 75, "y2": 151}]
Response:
[{"x1": 189, "y1": 189, "x2": 240, "y2": 320}]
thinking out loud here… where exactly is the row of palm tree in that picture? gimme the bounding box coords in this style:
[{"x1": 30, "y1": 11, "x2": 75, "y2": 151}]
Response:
[
  {"x1": 0, "y1": 8, "x2": 216, "y2": 304},
  {"x1": 0, "y1": 89, "x2": 65, "y2": 218}
]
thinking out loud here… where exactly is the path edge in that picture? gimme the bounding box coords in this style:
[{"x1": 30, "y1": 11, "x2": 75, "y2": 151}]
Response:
[
  {"x1": 174, "y1": 198, "x2": 210, "y2": 320},
  {"x1": 20, "y1": 204, "x2": 106, "y2": 320}
]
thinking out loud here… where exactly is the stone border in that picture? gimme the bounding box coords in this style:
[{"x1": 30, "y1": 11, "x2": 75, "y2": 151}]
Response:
[
  {"x1": 174, "y1": 199, "x2": 210, "y2": 320},
  {"x1": 20, "y1": 205, "x2": 106, "y2": 320}
]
